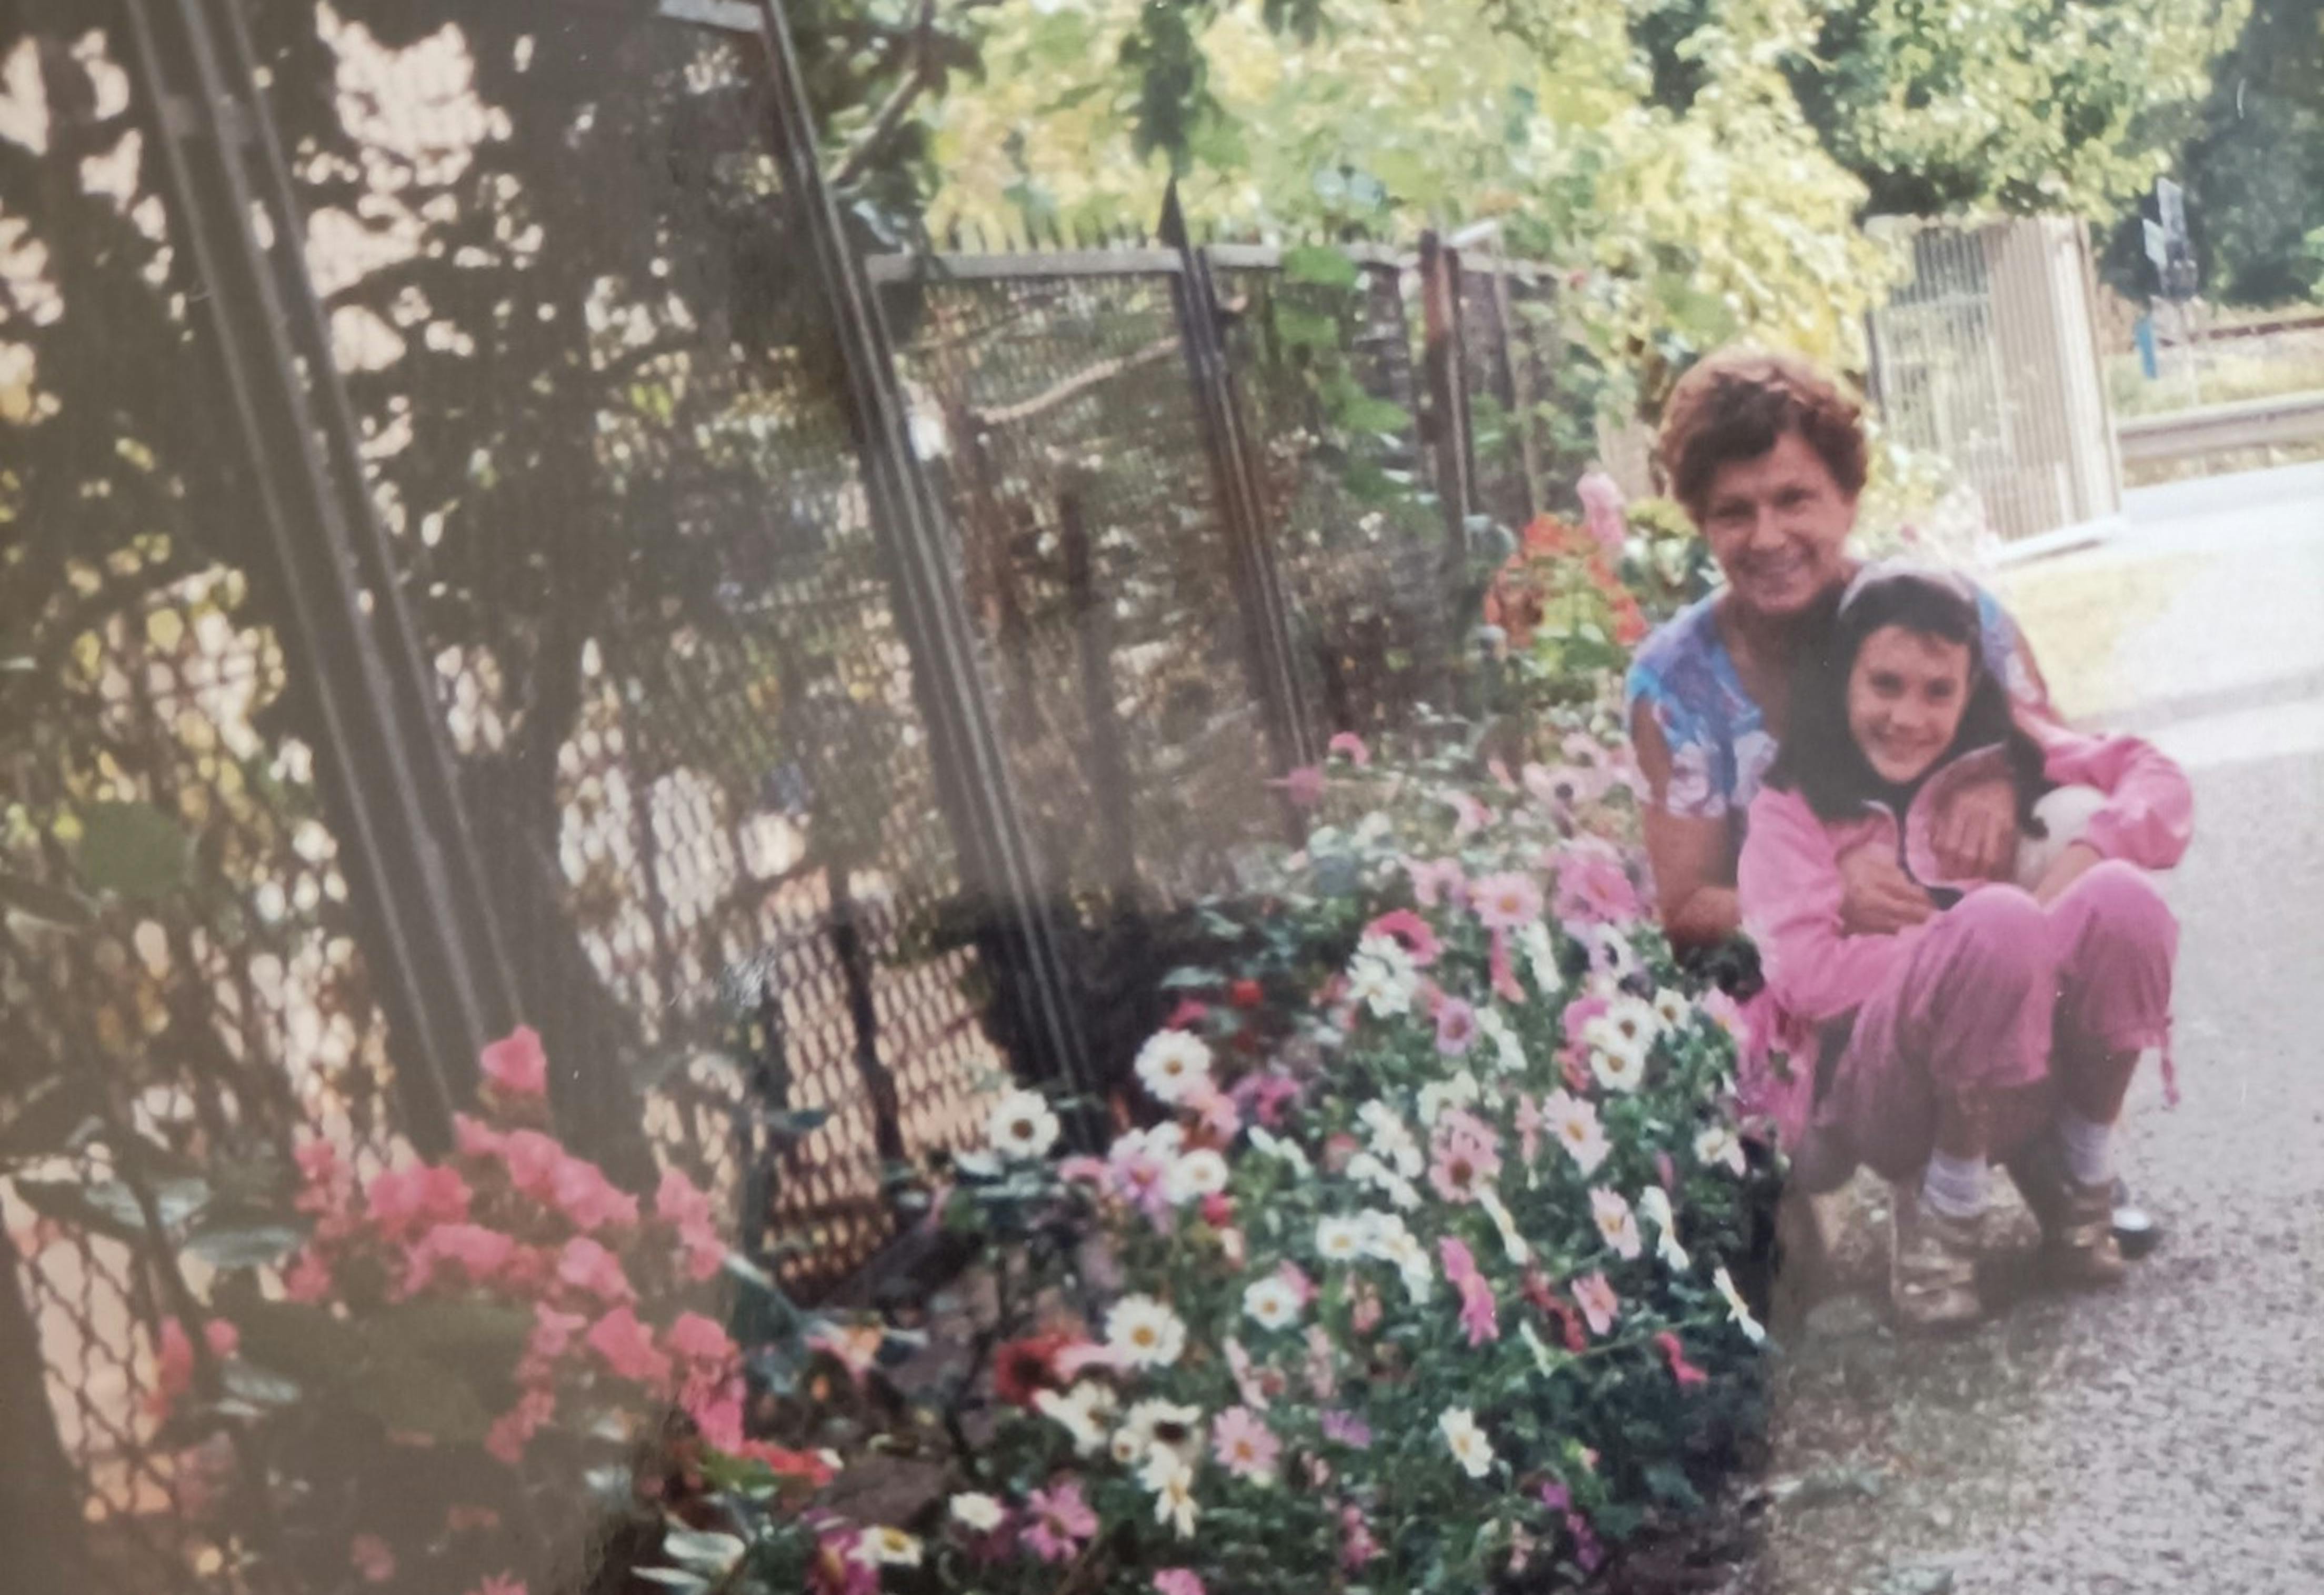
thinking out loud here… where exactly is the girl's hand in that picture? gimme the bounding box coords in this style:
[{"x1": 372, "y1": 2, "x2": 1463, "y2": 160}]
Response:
[
  {"x1": 2032, "y1": 841, "x2": 2105, "y2": 905},
  {"x1": 1931, "y1": 775, "x2": 2018, "y2": 881},
  {"x1": 1837, "y1": 842, "x2": 1937, "y2": 935}
]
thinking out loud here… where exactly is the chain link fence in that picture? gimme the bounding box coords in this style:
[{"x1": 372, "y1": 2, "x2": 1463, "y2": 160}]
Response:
[{"x1": 3, "y1": 6, "x2": 1578, "y2": 1587}]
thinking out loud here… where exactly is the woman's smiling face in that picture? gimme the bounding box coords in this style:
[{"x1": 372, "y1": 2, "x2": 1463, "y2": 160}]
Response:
[
  {"x1": 1698, "y1": 430, "x2": 1857, "y2": 619},
  {"x1": 1846, "y1": 624, "x2": 1974, "y2": 786}
]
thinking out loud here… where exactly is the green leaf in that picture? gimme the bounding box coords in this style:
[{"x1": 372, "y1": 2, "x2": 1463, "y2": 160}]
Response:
[
  {"x1": 345, "y1": 1335, "x2": 495, "y2": 1444},
  {"x1": 75, "y1": 801, "x2": 194, "y2": 901},
  {"x1": 219, "y1": 1360, "x2": 303, "y2": 1409},
  {"x1": 182, "y1": 1219, "x2": 309, "y2": 1270},
  {"x1": 662, "y1": 1528, "x2": 746, "y2": 1574},
  {"x1": 14, "y1": 1174, "x2": 209, "y2": 1242},
  {"x1": 1283, "y1": 244, "x2": 1361, "y2": 290},
  {"x1": 1332, "y1": 393, "x2": 1412, "y2": 436},
  {"x1": 633, "y1": 1572, "x2": 708, "y2": 1594}
]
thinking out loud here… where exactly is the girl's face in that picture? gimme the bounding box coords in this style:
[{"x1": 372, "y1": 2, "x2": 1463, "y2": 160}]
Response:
[{"x1": 1846, "y1": 623, "x2": 1973, "y2": 785}]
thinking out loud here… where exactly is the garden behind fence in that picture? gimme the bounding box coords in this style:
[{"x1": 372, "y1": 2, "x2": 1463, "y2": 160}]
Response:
[{"x1": 0, "y1": 3, "x2": 1593, "y2": 1584}]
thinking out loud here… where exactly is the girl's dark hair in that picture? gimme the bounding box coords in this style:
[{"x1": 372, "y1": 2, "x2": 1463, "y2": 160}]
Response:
[{"x1": 1764, "y1": 566, "x2": 2050, "y2": 827}]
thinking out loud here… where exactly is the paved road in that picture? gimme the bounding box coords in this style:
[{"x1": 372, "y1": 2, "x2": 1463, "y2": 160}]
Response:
[{"x1": 1755, "y1": 465, "x2": 2324, "y2": 1594}]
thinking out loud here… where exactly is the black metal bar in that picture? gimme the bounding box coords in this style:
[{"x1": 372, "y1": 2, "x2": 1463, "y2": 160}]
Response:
[
  {"x1": 1156, "y1": 182, "x2": 1317, "y2": 776},
  {"x1": 120, "y1": 0, "x2": 524, "y2": 1153},
  {"x1": 1058, "y1": 483, "x2": 1139, "y2": 905},
  {"x1": 746, "y1": 0, "x2": 1094, "y2": 1102},
  {"x1": 828, "y1": 863, "x2": 907, "y2": 1171}
]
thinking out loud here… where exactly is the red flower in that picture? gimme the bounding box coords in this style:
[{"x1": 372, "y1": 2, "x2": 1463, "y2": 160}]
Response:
[
  {"x1": 1654, "y1": 1330, "x2": 1709, "y2": 1387},
  {"x1": 1229, "y1": 978, "x2": 1265, "y2": 1010},
  {"x1": 992, "y1": 1331, "x2": 1072, "y2": 1407}
]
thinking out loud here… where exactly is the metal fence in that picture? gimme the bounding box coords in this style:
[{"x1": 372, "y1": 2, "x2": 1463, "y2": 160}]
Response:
[{"x1": 1, "y1": 3, "x2": 1575, "y2": 1585}]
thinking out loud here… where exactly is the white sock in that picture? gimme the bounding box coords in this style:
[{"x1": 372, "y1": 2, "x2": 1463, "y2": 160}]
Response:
[
  {"x1": 2056, "y1": 1108, "x2": 2115, "y2": 1188},
  {"x1": 1920, "y1": 1150, "x2": 1990, "y2": 1220}
]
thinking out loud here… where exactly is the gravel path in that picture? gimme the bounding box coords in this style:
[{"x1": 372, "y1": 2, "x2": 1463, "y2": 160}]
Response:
[{"x1": 1752, "y1": 474, "x2": 2324, "y2": 1595}]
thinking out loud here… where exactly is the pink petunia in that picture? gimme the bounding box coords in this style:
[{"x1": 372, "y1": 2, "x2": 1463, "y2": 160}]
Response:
[
  {"x1": 402, "y1": 1222, "x2": 518, "y2": 1294},
  {"x1": 484, "y1": 1387, "x2": 555, "y2": 1466},
  {"x1": 499, "y1": 1130, "x2": 565, "y2": 1200},
  {"x1": 1573, "y1": 1272, "x2": 1619, "y2": 1337},
  {"x1": 479, "y1": 1026, "x2": 549, "y2": 1098},
  {"x1": 655, "y1": 1167, "x2": 716, "y2": 1231},
  {"x1": 1325, "y1": 732, "x2": 1370, "y2": 766},
  {"x1": 1433, "y1": 996, "x2": 1478, "y2": 1058},
  {"x1": 1022, "y1": 1480, "x2": 1098, "y2": 1563},
  {"x1": 364, "y1": 1162, "x2": 472, "y2": 1242},
  {"x1": 550, "y1": 1155, "x2": 640, "y2": 1233},
  {"x1": 527, "y1": 1303, "x2": 589, "y2": 1366},
  {"x1": 585, "y1": 1305, "x2": 673, "y2": 1388},
  {"x1": 555, "y1": 1236, "x2": 636, "y2": 1304},
  {"x1": 664, "y1": 1311, "x2": 736, "y2": 1367},
  {"x1": 1405, "y1": 856, "x2": 1468, "y2": 909},
  {"x1": 1551, "y1": 838, "x2": 1641, "y2": 925},
  {"x1": 1235, "y1": 1069, "x2": 1305, "y2": 1127},
  {"x1": 1211, "y1": 1405, "x2": 1281, "y2": 1483},
  {"x1": 1469, "y1": 871, "x2": 1544, "y2": 933},
  {"x1": 1654, "y1": 1330, "x2": 1709, "y2": 1387},
  {"x1": 1439, "y1": 1237, "x2": 1499, "y2": 1345},
  {"x1": 1363, "y1": 908, "x2": 1441, "y2": 967},
  {"x1": 453, "y1": 1113, "x2": 507, "y2": 1161}
]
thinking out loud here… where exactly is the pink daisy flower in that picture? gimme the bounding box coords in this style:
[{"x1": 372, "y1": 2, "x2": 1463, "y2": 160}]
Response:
[
  {"x1": 1211, "y1": 1405, "x2": 1281, "y2": 1483},
  {"x1": 1023, "y1": 1480, "x2": 1098, "y2": 1562},
  {"x1": 1469, "y1": 871, "x2": 1544, "y2": 933}
]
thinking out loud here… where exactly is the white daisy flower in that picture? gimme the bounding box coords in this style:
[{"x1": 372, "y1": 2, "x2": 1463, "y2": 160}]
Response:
[
  {"x1": 1416, "y1": 1070, "x2": 1482, "y2": 1128},
  {"x1": 1141, "y1": 1448, "x2": 1201, "y2": 1538},
  {"x1": 986, "y1": 1089, "x2": 1060, "y2": 1160},
  {"x1": 1135, "y1": 1030, "x2": 1215, "y2": 1104},
  {"x1": 1315, "y1": 1215, "x2": 1367, "y2": 1264},
  {"x1": 1341, "y1": 955, "x2": 1405, "y2": 1018},
  {"x1": 1476, "y1": 1006, "x2": 1528, "y2": 1073},
  {"x1": 1246, "y1": 1125, "x2": 1311, "y2": 1176},
  {"x1": 1694, "y1": 1123, "x2": 1747, "y2": 1176},
  {"x1": 1587, "y1": 1030, "x2": 1650, "y2": 1094},
  {"x1": 949, "y1": 1492, "x2": 1005, "y2": 1533},
  {"x1": 1477, "y1": 1185, "x2": 1531, "y2": 1265},
  {"x1": 1379, "y1": 1229, "x2": 1434, "y2": 1300},
  {"x1": 1164, "y1": 1148, "x2": 1230, "y2": 1205},
  {"x1": 1637, "y1": 1185, "x2": 1691, "y2": 1272},
  {"x1": 1715, "y1": 1264, "x2": 1767, "y2": 1344},
  {"x1": 853, "y1": 1527, "x2": 923, "y2": 1568},
  {"x1": 1651, "y1": 988, "x2": 1692, "y2": 1032},
  {"x1": 1545, "y1": 1090, "x2": 1611, "y2": 1175},
  {"x1": 1590, "y1": 1187, "x2": 1644, "y2": 1260},
  {"x1": 1243, "y1": 1275, "x2": 1303, "y2": 1331},
  {"x1": 1584, "y1": 925, "x2": 1639, "y2": 981},
  {"x1": 1356, "y1": 933, "x2": 1418, "y2": 986},
  {"x1": 1518, "y1": 921, "x2": 1564, "y2": 994},
  {"x1": 1114, "y1": 1397, "x2": 1205, "y2": 1468},
  {"x1": 1034, "y1": 1384, "x2": 1108, "y2": 1455},
  {"x1": 1439, "y1": 1406, "x2": 1495, "y2": 1479},
  {"x1": 1357, "y1": 1102, "x2": 1424, "y2": 1178},
  {"x1": 1106, "y1": 1294, "x2": 1188, "y2": 1369}
]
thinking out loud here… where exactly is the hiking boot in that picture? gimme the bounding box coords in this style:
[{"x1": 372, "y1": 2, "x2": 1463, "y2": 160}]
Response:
[
  {"x1": 2006, "y1": 1140, "x2": 2130, "y2": 1288},
  {"x1": 1889, "y1": 1185, "x2": 1985, "y2": 1331}
]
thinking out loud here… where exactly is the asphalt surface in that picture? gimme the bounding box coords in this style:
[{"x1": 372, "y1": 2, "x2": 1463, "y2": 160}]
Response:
[{"x1": 1754, "y1": 465, "x2": 2324, "y2": 1594}]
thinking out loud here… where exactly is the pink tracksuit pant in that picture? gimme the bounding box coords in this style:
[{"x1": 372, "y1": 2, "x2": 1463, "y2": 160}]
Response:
[{"x1": 1814, "y1": 860, "x2": 2179, "y2": 1181}]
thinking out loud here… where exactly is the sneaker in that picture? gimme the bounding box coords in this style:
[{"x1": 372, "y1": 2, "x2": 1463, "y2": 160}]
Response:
[
  {"x1": 1889, "y1": 1184, "x2": 1985, "y2": 1331},
  {"x1": 2007, "y1": 1140, "x2": 2129, "y2": 1288}
]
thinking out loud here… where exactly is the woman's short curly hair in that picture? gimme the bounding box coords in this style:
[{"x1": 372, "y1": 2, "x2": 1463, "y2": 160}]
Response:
[{"x1": 1657, "y1": 349, "x2": 1867, "y2": 521}]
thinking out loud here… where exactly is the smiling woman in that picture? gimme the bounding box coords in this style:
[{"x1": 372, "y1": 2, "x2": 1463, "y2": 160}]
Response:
[{"x1": 1624, "y1": 348, "x2": 2056, "y2": 953}]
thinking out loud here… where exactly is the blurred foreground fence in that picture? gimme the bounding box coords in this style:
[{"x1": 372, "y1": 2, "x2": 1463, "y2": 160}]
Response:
[{"x1": 1, "y1": 3, "x2": 1579, "y2": 1583}]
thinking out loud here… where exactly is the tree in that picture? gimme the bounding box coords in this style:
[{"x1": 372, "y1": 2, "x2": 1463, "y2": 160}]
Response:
[{"x1": 2099, "y1": 0, "x2": 2322, "y2": 305}]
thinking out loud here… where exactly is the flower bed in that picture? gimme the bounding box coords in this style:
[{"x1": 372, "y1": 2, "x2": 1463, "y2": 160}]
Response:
[{"x1": 77, "y1": 497, "x2": 1780, "y2": 1594}]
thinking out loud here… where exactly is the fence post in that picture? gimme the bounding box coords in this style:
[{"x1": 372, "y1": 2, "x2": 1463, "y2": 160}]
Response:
[
  {"x1": 1157, "y1": 184, "x2": 1318, "y2": 777},
  {"x1": 747, "y1": 0, "x2": 1094, "y2": 1102},
  {"x1": 1418, "y1": 232, "x2": 1478, "y2": 597},
  {"x1": 119, "y1": 0, "x2": 524, "y2": 1155},
  {"x1": 1058, "y1": 482, "x2": 1140, "y2": 906}
]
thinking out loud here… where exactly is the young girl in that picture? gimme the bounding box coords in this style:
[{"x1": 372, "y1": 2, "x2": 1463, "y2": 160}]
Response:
[{"x1": 1737, "y1": 564, "x2": 2192, "y2": 1329}]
